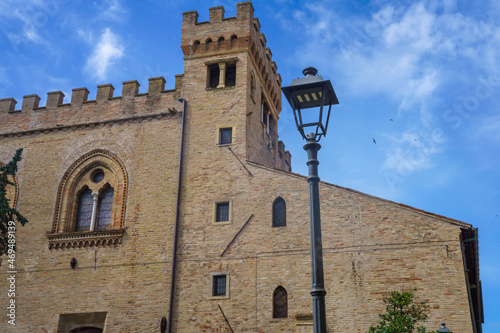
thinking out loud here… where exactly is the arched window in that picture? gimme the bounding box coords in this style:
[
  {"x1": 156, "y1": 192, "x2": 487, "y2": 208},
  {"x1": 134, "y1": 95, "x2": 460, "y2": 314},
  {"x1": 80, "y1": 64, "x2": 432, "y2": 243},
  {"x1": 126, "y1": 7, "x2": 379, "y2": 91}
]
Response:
[
  {"x1": 206, "y1": 38, "x2": 213, "y2": 53},
  {"x1": 218, "y1": 36, "x2": 225, "y2": 50},
  {"x1": 193, "y1": 40, "x2": 201, "y2": 54},
  {"x1": 71, "y1": 328, "x2": 103, "y2": 333},
  {"x1": 273, "y1": 286, "x2": 288, "y2": 318},
  {"x1": 272, "y1": 197, "x2": 286, "y2": 227},
  {"x1": 230, "y1": 35, "x2": 237, "y2": 49},
  {"x1": 49, "y1": 150, "x2": 127, "y2": 249}
]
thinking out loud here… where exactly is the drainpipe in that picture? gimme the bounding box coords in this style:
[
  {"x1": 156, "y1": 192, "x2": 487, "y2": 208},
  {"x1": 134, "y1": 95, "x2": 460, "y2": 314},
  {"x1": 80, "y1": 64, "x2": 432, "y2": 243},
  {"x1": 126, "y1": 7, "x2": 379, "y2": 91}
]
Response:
[{"x1": 167, "y1": 97, "x2": 187, "y2": 333}]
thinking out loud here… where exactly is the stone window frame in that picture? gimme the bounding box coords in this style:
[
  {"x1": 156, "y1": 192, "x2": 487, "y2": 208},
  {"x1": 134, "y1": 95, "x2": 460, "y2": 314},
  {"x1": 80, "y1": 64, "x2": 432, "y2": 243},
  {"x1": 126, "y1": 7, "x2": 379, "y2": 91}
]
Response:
[
  {"x1": 205, "y1": 57, "x2": 238, "y2": 90},
  {"x1": 212, "y1": 199, "x2": 233, "y2": 225},
  {"x1": 48, "y1": 149, "x2": 127, "y2": 249},
  {"x1": 209, "y1": 271, "x2": 230, "y2": 299},
  {"x1": 215, "y1": 124, "x2": 236, "y2": 146}
]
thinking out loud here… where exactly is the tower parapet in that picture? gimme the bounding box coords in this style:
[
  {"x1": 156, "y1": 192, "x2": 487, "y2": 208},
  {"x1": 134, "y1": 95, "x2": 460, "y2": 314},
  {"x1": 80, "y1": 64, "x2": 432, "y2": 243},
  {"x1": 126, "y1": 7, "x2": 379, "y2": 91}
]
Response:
[{"x1": 181, "y1": 1, "x2": 281, "y2": 117}]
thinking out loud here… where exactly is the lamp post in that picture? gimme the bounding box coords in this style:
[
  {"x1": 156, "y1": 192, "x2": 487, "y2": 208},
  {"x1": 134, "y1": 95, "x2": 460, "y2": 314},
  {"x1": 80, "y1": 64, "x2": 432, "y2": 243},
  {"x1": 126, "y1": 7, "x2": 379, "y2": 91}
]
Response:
[
  {"x1": 282, "y1": 67, "x2": 339, "y2": 333},
  {"x1": 438, "y1": 323, "x2": 451, "y2": 332}
]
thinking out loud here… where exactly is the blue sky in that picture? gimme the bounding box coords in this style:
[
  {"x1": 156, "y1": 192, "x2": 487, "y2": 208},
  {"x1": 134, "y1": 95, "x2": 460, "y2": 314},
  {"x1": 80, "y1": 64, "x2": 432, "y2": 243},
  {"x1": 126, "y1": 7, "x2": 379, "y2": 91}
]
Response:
[{"x1": 1, "y1": 0, "x2": 499, "y2": 331}]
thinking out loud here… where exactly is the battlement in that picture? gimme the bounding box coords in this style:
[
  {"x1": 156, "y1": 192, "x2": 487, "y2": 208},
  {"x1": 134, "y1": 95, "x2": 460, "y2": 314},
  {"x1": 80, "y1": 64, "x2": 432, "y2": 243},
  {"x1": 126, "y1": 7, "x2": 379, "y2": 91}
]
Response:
[
  {"x1": 0, "y1": 76, "x2": 183, "y2": 113},
  {"x1": 180, "y1": 1, "x2": 281, "y2": 115},
  {"x1": 0, "y1": 75, "x2": 184, "y2": 137}
]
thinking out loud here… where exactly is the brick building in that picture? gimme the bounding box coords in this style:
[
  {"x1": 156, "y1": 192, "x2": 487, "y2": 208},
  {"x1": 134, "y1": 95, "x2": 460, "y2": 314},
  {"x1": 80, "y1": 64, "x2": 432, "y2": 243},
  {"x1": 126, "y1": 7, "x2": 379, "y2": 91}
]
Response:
[{"x1": 0, "y1": 2, "x2": 482, "y2": 332}]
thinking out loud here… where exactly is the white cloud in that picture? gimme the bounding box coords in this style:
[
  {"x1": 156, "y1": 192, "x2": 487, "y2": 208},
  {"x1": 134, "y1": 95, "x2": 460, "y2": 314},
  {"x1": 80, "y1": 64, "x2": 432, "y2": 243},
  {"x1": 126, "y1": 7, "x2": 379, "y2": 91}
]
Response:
[
  {"x1": 96, "y1": 0, "x2": 128, "y2": 22},
  {"x1": 85, "y1": 28, "x2": 124, "y2": 81},
  {"x1": 381, "y1": 128, "x2": 443, "y2": 174}
]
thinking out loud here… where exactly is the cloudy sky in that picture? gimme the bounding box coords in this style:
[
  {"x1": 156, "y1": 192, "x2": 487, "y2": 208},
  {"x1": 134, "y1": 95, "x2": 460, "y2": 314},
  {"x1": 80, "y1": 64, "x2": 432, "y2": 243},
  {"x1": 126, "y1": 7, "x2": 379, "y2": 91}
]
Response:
[{"x1": 1, "y1": 0, "x2": 499, "y2": 330}]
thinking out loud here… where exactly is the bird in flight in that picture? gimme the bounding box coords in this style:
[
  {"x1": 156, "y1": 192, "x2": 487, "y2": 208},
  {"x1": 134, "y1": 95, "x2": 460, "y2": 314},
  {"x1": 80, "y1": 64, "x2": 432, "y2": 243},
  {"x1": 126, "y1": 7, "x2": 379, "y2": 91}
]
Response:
[{"x1": 372, "y1": 138, "x2": 376, "y2": 144}]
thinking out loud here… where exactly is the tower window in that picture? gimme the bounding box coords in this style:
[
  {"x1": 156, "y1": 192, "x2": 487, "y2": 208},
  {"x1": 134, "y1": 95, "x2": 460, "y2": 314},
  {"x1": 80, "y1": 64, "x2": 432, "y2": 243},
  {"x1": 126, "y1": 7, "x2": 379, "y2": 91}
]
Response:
[
  {"x1": 205, "y1": 59, "x2": 238, "y2": 89},
  {"x1": 225, "y1": 64, "x2": 236, "y2": 86},
  {"x1": 208, "y1": 64, "x2": 220, "y2": 88}
]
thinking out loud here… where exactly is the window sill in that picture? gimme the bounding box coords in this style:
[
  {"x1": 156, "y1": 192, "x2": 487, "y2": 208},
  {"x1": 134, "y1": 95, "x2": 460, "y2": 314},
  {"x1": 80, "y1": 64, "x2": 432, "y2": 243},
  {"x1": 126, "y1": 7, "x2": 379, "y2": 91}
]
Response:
[
  {"x1": 213, "y1": 220, "x2": 232, "y2": 225},
  {"x1": 47, "y1": 228, "x2": 125, "y2": 249},
  {"x1": 208, "y1": 295, "x2": 230, "y2": 300},
  {"x1": 206, "y1": 86, "x2": 235, "y2": 91}
]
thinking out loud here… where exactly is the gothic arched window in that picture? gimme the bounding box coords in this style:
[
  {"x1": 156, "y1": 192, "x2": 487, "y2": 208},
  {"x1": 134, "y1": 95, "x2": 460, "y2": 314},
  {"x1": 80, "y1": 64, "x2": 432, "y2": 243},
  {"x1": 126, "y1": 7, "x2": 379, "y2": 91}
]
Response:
[
  {"x1": 272, "y1": 197, "x2": 286, "y2": 227},
  {"x1": 49, "y1": 150, "x2": 127, "y2": 249},
  {"x1": 273, "y1": 286, "x2": 288, "y2": 318}
]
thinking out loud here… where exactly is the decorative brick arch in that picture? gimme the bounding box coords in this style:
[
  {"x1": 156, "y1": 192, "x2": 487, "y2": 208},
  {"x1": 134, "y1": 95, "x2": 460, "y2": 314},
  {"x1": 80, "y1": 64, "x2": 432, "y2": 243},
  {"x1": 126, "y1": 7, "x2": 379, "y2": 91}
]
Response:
[{"x1": 48, "y1": 150, "x2": 127, "y2": 249}]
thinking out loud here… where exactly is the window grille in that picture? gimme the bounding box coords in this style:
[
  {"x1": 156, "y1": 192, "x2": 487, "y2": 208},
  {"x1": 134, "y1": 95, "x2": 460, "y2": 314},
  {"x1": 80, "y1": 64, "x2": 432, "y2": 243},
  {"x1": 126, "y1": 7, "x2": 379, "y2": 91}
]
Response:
[
  {"x1": 272, "y1": 197, "x2": 286, "y2": 227},
  {"x1": 213, "y1": 275, "x2": 226, "y2": 296},
  {"x1": 216, "y1": 202, "x2": 230, "y2": 222},
  {"x1": 273, "y1": 286, "x2": 288, "y2": 318}
]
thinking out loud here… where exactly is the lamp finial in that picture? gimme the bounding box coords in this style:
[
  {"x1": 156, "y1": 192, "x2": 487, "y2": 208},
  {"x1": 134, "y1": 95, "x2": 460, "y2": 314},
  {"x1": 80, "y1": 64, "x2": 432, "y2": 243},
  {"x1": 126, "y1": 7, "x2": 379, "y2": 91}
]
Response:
[{"x1": 303, "y1": 66, "x2": 318, "y2": 77}]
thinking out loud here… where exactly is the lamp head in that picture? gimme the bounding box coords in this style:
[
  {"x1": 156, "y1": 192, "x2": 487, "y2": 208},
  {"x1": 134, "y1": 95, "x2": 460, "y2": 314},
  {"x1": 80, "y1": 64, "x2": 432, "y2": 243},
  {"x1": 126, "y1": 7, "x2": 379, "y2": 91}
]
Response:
[{"x1": 282, "y1": 67, "x2": 339, "y2": 142}]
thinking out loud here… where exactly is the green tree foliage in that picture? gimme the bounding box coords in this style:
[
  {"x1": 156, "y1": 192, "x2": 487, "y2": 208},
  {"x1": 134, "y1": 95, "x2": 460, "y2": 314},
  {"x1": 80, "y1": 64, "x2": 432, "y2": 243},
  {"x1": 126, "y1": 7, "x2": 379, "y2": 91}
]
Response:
[
  {"x1": 0, "y1": 148, "x2": 28, "y2": 256},
  {"x1": 368, "y1": 290, "x2": 433, "y2": 333}
]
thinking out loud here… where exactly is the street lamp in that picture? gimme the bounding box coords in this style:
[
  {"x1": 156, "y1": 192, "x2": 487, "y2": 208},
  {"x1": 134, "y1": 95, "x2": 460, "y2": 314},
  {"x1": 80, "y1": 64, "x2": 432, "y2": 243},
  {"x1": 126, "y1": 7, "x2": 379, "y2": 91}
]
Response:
[
  {"x1": 438, "y1": 323, "x2": 451, "y2": 332},
  {"x1": 282, "y1": 67, "x2": 339, "y2": 333}
]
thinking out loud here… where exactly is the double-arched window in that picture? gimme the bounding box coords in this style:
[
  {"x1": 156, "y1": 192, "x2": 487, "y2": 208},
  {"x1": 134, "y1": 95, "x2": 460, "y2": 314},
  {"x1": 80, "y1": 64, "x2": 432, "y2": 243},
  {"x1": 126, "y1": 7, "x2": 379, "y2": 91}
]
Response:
[{"x1": 49, "y1": 150, "x2": 127, "y2": 249}]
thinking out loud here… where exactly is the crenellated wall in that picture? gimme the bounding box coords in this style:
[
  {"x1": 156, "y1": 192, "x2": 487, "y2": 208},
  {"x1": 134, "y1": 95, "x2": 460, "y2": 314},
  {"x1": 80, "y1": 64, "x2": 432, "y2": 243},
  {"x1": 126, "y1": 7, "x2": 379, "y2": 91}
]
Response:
[{"x1": 0, "y1": 75, "x2": 183, "y2": 137}]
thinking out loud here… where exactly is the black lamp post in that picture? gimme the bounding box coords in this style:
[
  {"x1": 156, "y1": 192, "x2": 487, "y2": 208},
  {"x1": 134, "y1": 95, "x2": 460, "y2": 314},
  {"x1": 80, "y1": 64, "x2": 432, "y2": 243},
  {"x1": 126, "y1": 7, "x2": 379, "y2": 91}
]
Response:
[
  {"x1": 282, "y1": 67, "x2": 339, "y2": 333},
  {"x1": 438, "y1": 323, "x2": 451, "y2": 332}
]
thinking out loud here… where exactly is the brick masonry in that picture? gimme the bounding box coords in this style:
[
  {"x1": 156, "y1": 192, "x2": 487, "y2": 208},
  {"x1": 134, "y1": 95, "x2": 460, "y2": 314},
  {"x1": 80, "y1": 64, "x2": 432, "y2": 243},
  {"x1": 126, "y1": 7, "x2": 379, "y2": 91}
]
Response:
[{"x1": 0, "y1": 1, "x2": 479, "y2": 332}]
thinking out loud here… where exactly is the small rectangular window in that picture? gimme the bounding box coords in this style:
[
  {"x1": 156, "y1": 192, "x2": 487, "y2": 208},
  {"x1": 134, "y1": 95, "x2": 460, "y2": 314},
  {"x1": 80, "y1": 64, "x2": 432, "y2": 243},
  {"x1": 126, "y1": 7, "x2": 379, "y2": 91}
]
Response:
[
  {"x1": 209, "y1": 271, "x2": 230, "y2": 299},
  {"x1": 216, "y1": 202, "x2": 230, "y2": 222},
  {"x1": 219, "y1": 128, "x2": 232, "y2": 145}
]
